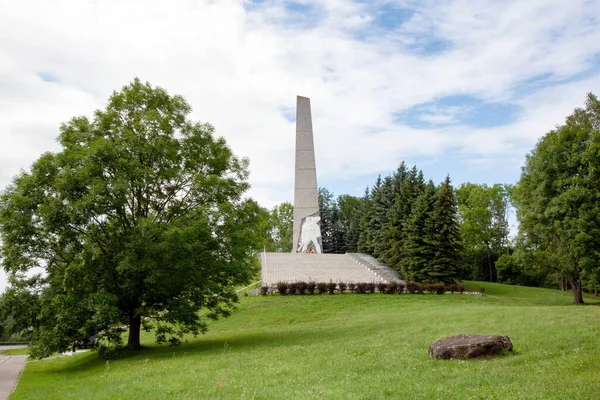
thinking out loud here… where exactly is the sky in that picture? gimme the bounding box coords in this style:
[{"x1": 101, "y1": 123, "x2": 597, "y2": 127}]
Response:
[{"x1": 1, "y1": 0, "x2": 600, "y2": 292}]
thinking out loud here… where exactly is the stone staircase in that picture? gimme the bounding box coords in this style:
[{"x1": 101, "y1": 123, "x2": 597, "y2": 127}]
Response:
[
  {"x1": 260, "y1": 252, "x2": 385, "y2": 286},
  {"x1": 260, "y1": 252, "x2": 403, "y2": 286},
  {"x1": 346, "y1": 253, "x2": 403, "y2": 283}
]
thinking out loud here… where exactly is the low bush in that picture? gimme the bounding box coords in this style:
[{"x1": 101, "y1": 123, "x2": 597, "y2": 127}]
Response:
[
  {"x1": 365, "y1": 282, "x2": 376, "y2": 293},
  {"x1": 448, "y1": 283, "x2": 456, "y2": 294},
  {"x1": 307, "y1": 281, "x2": 316, "y2": 295},
  {"x1": 406, "y1": 281, "x2": 419, "y2": 294},
  {"x1": 415, "y1": 283, "x2": 425, "y2": 294},
  {"x1": 347, "y1": 283, "x2": 356, "y2": 292},
  {"x1": 259, "y1": 286, "x2": 270, "y2": 296},
  {"x1": 327, "y1": 281, "x2": 337, "y2": 294},
  {"x1": 376, "y1": 282, "x2": 388, "y2": 294},
  {"x1": 297, "y1": 281, "x2": 308, "y2": 295},
  {"x1": 317, "y1": 282, "x2": 328, "y2": 294},
  {"x1": 479, "y1": 287, "x2": 486, "y2": 295},
  {"x1": 355, "y1": 282, "x2": 368, "y2": 294},
  {"x1": 288, "y1": 282, "x2": 299, "y2": 295},
  {"x1": 276, "y1": 281, "x2": 288, "y2": 295},
  {"x1": 338, "y1": 282, "x2": 347, "y2": 293},
  {"x1": 397, "y1": 282, "x2": 405, "y2": 294},
  {"x1": 434, "y1": 283, "x2": 446, "y2": 294},
  {"x1": 423, "y1": 283, "x2": 445, "y2": 294},
  {"x1": 387, "y1": 281, "x2": 398, "y2": 294},
  {"x1": 456, "y1": 283, "x2": 466, "y2": 294}
]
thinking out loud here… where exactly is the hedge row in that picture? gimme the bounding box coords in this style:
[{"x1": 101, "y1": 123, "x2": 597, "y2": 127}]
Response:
[{"x1": 259, "y1": 281, "x2": 467, "y2": 295}]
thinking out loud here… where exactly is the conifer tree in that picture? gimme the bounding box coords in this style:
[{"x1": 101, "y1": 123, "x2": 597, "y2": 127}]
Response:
[
  {"x1": 357, "y1": 187, "x2": 372, "y2": 254},
  {"x1": 371, "y1": 176, "x2": 395, "y2": 258},
  {"x1": 425, "y1": 176, "x2": 461, "y2": 283},
  {"x1": 384, "y1": 167, "x2": 426, "y2": 272},
  {"x1": 402, "y1": 182, "x2": 436, "y2": 281}
]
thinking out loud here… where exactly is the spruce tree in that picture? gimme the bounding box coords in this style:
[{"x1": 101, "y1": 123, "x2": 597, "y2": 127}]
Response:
[
  {"x1": 385, "y1": 167, "x2": 426, "y2": 272},
  {"x1": 425, "y1": 176, "x2": 461, "y2": 283},
  {"x1": 371, "y1": 176, "x2": 395, "y2": 259},
  {"x1": 402, "y1": 182, "x2": 436, "y2": 281}
]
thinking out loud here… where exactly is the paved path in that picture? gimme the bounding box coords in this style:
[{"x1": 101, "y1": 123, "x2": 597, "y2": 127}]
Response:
[{"x1": 0, "y1": 346, "x2": 28, "y2": 400}]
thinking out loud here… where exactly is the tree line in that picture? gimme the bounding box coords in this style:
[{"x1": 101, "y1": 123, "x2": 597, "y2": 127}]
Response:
[{"x1": 265, "y1": 93, "x2": 600, "y2": 303}]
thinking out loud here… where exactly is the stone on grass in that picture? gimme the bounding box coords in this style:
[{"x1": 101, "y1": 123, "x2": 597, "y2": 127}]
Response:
[{"x1": 429, "y1": 334, "x2": 513, "y2": 359}]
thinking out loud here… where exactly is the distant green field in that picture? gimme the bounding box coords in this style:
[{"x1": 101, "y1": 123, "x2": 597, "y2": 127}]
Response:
[
  {"x1": 0, "y1": 347, "x2": 29, "y2": 356},
  {"x1": 12, "y1": 282, "x2": 600, "y2": 399}
]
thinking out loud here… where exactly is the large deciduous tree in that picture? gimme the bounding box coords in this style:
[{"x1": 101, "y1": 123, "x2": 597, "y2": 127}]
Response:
[
  {"x1": 456, "y1": 183, "x2": 512, "y2": 282},
  {"x1": 0, "y1": 79, "x2": 262, "y2": 357},
  {"x1": 265, "y1": 202, "x2": 293, "y2": 252},
  {"x1": 513, "y1": 93, "x2": 600, "y2": 304}
]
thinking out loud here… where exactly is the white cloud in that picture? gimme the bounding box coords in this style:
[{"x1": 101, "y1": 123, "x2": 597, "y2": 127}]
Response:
[{"x1": 1, "y1": 0, "x2": 600, "y2": 292}]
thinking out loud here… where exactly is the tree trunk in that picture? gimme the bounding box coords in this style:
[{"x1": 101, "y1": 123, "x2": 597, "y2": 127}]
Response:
[
  {"x1": 127, "y1": 314, "x2": 142, "y2": 349},
  {"x1": 568, "y1": 278, "x2": 584, "y2": 304},
  {"x1": 486, "y1": 245, "x2": 493, "y2": 282}
]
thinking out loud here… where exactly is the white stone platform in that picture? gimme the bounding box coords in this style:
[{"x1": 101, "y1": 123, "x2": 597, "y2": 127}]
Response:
[{"x1": 260, "y1": 252, "x2": 389, "y2": 286}]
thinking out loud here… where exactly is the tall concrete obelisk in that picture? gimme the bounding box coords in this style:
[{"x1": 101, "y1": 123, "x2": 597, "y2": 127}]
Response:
[{"x1": 293, "y1": 96, "x2": 322, "y2": 253}]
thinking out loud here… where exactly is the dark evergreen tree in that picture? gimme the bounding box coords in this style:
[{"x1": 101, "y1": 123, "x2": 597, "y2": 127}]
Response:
[
  {"x1": 371, "y1": 176, "x2": 394, "y2": 258},
  {"x1": 383, "y1": 166, "x2": 425, "y2": 271},
  {"x1": 425, "y1": 176, "x2": 462, "y2": 283},
  {"x1": 337, "y1": 194, "x2": 362, "y2": 253},
  {"x1": 402, "y1": 181, "x2": 437, "y2": 281}
]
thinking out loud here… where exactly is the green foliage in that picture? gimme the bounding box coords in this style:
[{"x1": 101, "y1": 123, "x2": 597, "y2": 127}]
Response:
[
  {"x1": 265, "y1": 202, "x2": 293, "y2": 252},
  {"x1": 424, "y1": 176, "x2": 461, "y2": 283},
  {"x1": 0, "y1": 79, "x2": 260, "y2": 358},
  {"x1": 513, "y1": 93, "x2": 600, "y2": 303},
  {"x1": 456, "y1": 183, "x2": 512, "y2": 282},
  {"x1": 403, "y1": 183, "x2": 437, "y2": 282}
]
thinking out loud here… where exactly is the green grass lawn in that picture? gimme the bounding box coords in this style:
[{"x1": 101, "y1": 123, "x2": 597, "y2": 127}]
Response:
[
  {"x1": 12, "y1": 282, "x2": 600, "y2": 399},
  {"x1": 0, "y1": 347, "x2": 29, "y2": 356}
]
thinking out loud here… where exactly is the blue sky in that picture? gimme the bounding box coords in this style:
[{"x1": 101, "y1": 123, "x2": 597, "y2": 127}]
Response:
[{"x1": 1, "y1": 0, "x2": 600, "y2": 291}]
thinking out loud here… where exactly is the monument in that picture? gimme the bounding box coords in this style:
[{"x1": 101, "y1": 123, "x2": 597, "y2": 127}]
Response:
[
  {"x1": 292, "y1": 96, "x2": 322, "y2": 253},
  {"x1": 259, "y1": 96, "x2": 400, "y2": 287}
]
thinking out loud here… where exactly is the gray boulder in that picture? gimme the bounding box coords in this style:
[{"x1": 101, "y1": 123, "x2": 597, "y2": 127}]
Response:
[{"x1": 429, "y1": 334, "x2": 513, "y2": 359}]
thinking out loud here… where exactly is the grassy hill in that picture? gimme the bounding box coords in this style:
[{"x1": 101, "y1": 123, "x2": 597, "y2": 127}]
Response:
[{"x1": 12, "y1": 282, "x2": 600, "y2": 399}]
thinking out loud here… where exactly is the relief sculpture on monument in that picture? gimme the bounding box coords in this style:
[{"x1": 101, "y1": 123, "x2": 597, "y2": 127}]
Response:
[{"x1": 297, "y1": 213, "x2": 322, "y2": 253}]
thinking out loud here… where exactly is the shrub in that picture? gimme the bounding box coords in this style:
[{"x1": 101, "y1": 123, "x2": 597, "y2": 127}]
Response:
[
  {"x1": 259, "y1": 286, "x2": 269, "y2": 296},
  {"x1": 479, "y1": 287, "x2": 486, "y2": 295},
  {"x1": 276, "y1": 281, "x2": 288, "y2": 295},
  {"x1": 327, "y1": 281, "x2": 337, "y2": 294},
  {"x1": 355, "y1": 282, "x2": 368, "y2": 294},
  {"x1": 338, "y1": 282, "x2": 347, "y2": 293},
  {"x1": 397, "y1": 283, "x2": 405, "y2": 294},
  {"x1": 288, "y1": 282, "x2": 299, "y2": 295},
  {"x1": 347, "y1": 282, "x2": 356, "y2": 292},
  {"x1": 415, "y1": 283, "x2": 425, "y2": 294},
  {"x1": 406, "y1": 281, "x2": 419, "y2": 294},
  {"x1": 307, "y1": 281, "x2": 316, "y2": 295},
  {"x1": 316, "y1": 282, "x2": 328, "y2": 294},
  {"x1": 423, "y1": 283, "x2": 445, "y2": 294},
  {"x1": 376, "y1": 282, "x2": 388, "y2": 294},
  {"x1": 456, "y1": 283, "x2": 466, "y2": 294},
  {"x1": 365, "y1": 282, "x2": 376, "y2": 293},
  {"x1": 448, "y1": 283, "x2": 456, "y2": 294},
  {"x1": 297, "y1": 281, "x2": 308, "y2": 295},
  {"x1": 387, "y1": 281, "x2": 398, "y2": 294}
]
